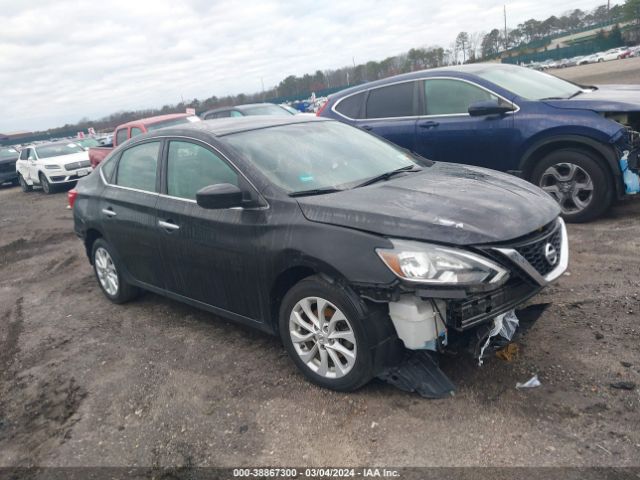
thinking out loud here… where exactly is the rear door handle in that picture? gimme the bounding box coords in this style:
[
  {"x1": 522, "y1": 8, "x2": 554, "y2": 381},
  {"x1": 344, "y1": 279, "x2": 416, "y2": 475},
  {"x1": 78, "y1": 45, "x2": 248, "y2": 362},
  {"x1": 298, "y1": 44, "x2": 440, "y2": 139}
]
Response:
[
  {"x1": 418, "y1": 121, "x2": 440, "y2": 129},
  {"x1": 101, "y1": 208, "x2": 116, "y2": 217},
  {"x1": 158, "y1": 220, "x2": 180, "y2": 231}
]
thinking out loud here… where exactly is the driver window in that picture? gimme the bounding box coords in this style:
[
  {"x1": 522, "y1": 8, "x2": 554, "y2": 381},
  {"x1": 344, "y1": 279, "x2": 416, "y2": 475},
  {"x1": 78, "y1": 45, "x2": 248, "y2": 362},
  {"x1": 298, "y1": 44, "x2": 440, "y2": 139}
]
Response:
[
  {"x1": 424, "y1": 79, "x2": 497, "y2": 115},
  {"x1": 166, "y1": 141, "x2": 238, "y2": 200},
  {"x1": 27, "y1": 149, "x2": 36, "y2": 160}
]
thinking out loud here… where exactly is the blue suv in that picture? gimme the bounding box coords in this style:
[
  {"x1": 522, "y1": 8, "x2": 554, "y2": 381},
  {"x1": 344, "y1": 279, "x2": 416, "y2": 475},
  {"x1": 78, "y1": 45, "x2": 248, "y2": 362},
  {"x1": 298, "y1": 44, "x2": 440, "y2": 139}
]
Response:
[{"x1": 319, "y1": 64, "x2": 640, "y2": 222}]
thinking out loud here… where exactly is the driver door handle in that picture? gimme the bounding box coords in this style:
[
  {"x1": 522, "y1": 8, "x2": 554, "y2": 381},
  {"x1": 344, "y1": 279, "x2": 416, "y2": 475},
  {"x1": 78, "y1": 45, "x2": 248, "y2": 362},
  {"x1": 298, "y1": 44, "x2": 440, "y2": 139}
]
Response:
[
  {"x1": 418, "y1": 121, "x2": 440, "y2": 129},
  {"x1": 158, "y1": 220, "x2": 180, "y2": 231},
  {"x1": 101, "y1": 208, "x2": 116, "y2": 217}
]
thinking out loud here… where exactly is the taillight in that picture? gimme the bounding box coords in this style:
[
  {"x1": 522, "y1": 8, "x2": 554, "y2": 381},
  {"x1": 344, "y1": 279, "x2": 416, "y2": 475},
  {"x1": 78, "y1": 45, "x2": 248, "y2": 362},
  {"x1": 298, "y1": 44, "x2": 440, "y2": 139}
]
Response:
[
  {"x1": 316, "y1": 100, "x2": 329, "y2": 116},
  {"x1": 67, "y1": 188, "x2": 78, "y2": 209}
]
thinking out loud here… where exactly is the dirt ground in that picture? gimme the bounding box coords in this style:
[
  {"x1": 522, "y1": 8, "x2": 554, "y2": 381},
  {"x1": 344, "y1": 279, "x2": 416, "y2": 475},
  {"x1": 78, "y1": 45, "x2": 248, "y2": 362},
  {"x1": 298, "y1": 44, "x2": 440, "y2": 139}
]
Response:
[
  {"x1": 0, "y1": 175, "x2": 639, "y2": 468},
  {"x1": 552, "y1": 56, "x2": 640, "y2": 85}
]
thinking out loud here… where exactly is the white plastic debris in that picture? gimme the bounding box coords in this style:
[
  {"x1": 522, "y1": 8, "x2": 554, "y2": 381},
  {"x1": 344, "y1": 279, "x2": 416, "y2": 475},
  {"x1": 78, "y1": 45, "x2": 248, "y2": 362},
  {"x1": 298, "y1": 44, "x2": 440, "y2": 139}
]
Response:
[
  {"x1": 477, "y1": 310, "x2": 519, "y2": 366},
  {"x1": 516, "y1": 375, "x2": 541, "y2": 389}
]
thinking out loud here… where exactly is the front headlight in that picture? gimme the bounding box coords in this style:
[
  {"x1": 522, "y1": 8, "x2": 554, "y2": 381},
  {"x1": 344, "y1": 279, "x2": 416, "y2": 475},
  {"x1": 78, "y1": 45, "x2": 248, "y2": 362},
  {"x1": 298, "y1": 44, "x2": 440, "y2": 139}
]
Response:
[
  {"x1": 376, "y1": 239, "x2": 508, "y2": 286},
  {"x1": 44, "y1": 164, "x2": 60, "y2": 170}
]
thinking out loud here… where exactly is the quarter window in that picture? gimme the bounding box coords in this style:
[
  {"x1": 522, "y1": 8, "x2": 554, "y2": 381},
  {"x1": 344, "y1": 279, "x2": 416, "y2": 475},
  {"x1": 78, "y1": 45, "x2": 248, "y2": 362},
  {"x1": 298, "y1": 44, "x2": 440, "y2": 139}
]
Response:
[
  {"x1": 166, "y1": 141, "x2": 238, "y2": 200},
  {"x1": 366, "y1": 82, "x2": 417, "y2": 119},
  {"x1": 334, "y1": 92, "x2": 366, "y2": 119},
  {"x1": 115, "y1": 141, "x2": 160, "y2": 192},
  {"x1": 115, "y1": 128, "x2": 128, "y2": 146},
  {"x1": 424, "y1": 79, "x2": 497, "y2": 115}
]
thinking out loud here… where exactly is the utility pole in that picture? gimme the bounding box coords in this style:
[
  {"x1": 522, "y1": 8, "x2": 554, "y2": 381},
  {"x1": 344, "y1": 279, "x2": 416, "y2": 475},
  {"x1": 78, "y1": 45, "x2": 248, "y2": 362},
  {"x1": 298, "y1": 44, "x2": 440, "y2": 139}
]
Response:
[
  {"x1": 504, "y1": 5, "x2": 508, "y2": 51},
  {"x1": 260, "y1": 77, "x2": 265, "y2": 101}
]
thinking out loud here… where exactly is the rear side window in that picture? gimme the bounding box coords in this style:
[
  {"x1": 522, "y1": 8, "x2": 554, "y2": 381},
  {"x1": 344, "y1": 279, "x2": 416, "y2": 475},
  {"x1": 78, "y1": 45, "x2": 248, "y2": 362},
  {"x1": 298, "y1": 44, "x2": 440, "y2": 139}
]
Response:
[
  {"x1": 115, "y1": 141, "x2": 160, "y2": 192},
  {"x1": 205, "y1": 111, "x2": 230, "y2": 119},
  {"x1": 101, "y1": 154, "x2": 118, "y2": 182},
  {"x1": 130, "y1": 127, "x2": 143, "y2": 138},
  {"x1": 166, "y1": 141, "x2": 238, "y2": 200},
  {"x1": 115, "y1": 128, "x2": 128, "y2": 145},
  {"x1": 334, "y1": 92, "x2": 365, "y2": 119},
  {"x1": 366, "y1": 82, "x2": 417, "y2": 119},
  {"x1": 424, "y1": 79, "x2": 497, "y2": 115}
]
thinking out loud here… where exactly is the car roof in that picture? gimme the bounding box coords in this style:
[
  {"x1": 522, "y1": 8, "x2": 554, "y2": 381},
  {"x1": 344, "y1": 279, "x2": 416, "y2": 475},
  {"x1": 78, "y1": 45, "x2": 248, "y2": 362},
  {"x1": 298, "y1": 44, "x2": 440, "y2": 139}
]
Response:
[
  {"x1": 117, "y1": 113, "x2": 193, "y2": 129},
  {"x1": 201, "y1": 103, "x2": 283, "y2": 116},
  {"x1": 135, "y1": 115, "x2": 331, "y2": 138},
  {"x1": 328, "y1": 63, "x2": 531, "y2": 98}
]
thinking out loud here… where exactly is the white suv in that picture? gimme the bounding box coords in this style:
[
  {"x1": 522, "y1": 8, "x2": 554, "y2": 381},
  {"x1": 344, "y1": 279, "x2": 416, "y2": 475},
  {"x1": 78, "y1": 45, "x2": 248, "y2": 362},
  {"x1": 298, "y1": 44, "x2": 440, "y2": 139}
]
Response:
[{"x1": 16, "y1": 141, "x2": 92, "y2": 194}]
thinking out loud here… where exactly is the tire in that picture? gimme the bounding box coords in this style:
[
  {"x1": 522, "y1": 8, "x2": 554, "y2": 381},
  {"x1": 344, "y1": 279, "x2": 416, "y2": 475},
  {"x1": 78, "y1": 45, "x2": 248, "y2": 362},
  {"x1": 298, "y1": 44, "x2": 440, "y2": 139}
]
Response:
[
  {"x1": 279, "y1": 274, "x2": 399, "y2": 392},
  {"x1": 531, "y1": 148, "x2": 613, "y2": 223},
  {"x1": 39, "y1": 173, "x2": 53, "y2": 194},
  {"x1": 91, "y1": 238, "x2": 140, "y2": 304},
  {"x1": 11, "y1": 177, "x2": 19, "y2": 186},
  {"x1": 18, "y1": 174, "x2": 32, "y2": 192}
]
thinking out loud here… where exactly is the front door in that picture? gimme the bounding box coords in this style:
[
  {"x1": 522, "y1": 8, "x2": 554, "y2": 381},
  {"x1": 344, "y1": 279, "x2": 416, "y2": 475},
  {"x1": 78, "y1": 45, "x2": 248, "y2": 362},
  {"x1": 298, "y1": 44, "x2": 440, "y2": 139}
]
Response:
[
  {"x1": 16, "y1": 148, "x2": 31, "y2": 181},
  {"x1": 155, "y1": 139, "x2": 265, "y2": 320},
  {"x1": 99, "y1": 140, "x2": 163, "y2": 287},
  {"x1": 414, "y1": 78, "x2": 517, "y2": 171}
]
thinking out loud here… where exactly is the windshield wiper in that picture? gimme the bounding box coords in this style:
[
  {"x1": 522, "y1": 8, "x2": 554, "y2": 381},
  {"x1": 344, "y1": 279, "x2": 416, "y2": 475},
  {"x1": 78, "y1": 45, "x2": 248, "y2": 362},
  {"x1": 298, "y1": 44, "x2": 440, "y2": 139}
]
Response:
[
  {"x1": 568, "y1": 90, "x2": 584, "y2": 99},
  {"x1": 288, "y1": 187, "x2": 344, "y2": 197},
  {"x1": 354, "y1": 165, "x2": 421, "y2": 189}
]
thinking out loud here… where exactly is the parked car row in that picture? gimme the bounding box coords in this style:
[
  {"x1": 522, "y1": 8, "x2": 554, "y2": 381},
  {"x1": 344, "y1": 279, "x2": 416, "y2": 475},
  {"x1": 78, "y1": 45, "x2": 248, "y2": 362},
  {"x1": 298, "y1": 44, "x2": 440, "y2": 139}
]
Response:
[
  {"x1": 3, "y1": 63, "x2": 638, "y2": 396},
  {"x1": 526, "y1": 45, "x2": 640, "y2": 70}
]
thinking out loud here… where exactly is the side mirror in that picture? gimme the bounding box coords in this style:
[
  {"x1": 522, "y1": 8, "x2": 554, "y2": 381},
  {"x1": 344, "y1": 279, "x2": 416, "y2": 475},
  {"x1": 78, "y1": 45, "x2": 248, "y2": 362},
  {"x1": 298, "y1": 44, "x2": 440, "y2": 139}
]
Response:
[
  {"x1": 196, "y1": 183, "x2": 243, "y2": 209},
  {"x1": 468, "y1": 99, "x2": 514, "y2": 117}
]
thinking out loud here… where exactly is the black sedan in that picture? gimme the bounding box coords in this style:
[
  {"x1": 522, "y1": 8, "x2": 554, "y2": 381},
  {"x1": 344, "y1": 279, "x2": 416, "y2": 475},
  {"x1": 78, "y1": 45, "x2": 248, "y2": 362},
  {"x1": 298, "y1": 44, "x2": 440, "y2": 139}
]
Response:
[{"x1": 72, "y1": 117, "x2": 568, "y2": 393}]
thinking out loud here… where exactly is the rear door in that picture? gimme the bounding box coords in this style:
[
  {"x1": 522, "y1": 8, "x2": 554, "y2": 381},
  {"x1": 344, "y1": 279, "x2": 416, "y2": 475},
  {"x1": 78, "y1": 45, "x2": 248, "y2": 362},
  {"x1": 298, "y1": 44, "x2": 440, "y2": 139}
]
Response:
[
  {"x1": 414, "y1": 78, "x2": 517, "y2": 170},
  {"x1": 154, "y1": 138, "x2": 264, "y2": 320},
  {"x1": 99, "y1": 140, "x2": 163, "y2": 287},
  {"x1": 352, "y1": 81, "x2": 419, "y2": 152}
]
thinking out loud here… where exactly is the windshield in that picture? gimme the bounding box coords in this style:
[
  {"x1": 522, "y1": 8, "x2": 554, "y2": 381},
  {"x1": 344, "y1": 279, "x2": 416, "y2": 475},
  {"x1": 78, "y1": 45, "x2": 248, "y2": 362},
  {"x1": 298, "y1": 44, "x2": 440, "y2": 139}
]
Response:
[
  {"x1": 35, "y1": 142, "x2": 84, "y2": 159},
  {"x1": 241, "y1": 104, "x2": 294, "y2": 116},
  {"x1": 76, "y1": 138, "x2": 100, "y2": 148},
  {"x1": 476, "y1": 66, "x2": 582, "y2": 100},
  {"x1": 0, "y1": 147, "x2": 18, "y2": 160},
  {"x1": 146, "y1": 115, "x2": 200, "y2": 131},
  {"x1": 223, "y1": 121, "x2": 416, "y2": 194}
]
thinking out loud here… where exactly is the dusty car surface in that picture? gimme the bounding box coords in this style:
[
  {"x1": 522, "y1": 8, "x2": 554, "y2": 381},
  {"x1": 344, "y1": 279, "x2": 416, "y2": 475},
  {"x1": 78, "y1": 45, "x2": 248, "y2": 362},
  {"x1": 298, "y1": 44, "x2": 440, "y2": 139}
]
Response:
[{"x1": 72, "y1": 116, "x2": 568, "y2": 394}]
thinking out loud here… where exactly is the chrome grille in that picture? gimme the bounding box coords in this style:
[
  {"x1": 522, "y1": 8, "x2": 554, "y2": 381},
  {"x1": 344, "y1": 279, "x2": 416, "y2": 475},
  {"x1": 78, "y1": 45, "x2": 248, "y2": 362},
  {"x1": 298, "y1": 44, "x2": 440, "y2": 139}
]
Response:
[
  {"x1": 64, "y1": 160, "x2": 91, "y2": 171},
  {"x1": 514, "y1": 225, "x2": 563, "y2": 277}
]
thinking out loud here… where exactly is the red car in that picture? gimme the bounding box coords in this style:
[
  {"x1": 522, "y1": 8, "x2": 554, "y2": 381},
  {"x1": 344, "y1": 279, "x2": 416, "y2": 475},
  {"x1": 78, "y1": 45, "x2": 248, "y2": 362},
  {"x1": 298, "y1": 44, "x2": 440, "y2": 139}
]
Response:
[{"x1": 89, "y1": 113, "x2": 199, "y2": 167}]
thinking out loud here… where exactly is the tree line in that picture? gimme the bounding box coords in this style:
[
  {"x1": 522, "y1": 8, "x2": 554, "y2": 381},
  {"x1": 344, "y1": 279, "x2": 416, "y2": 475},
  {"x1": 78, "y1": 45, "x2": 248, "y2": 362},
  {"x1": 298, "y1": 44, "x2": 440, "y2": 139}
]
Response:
[{"x1": 29, "y1": 0, "x2": 640, "y2": 139}]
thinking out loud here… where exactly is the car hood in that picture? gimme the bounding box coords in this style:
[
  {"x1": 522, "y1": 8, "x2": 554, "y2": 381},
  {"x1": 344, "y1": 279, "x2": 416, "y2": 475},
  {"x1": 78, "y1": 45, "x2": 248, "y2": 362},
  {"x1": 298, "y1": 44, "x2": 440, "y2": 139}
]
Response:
[
  {"x1": 296, "y1": 163, "x2": 560, "y2": 246},
  {"x1": 543, "y1": 85, "x2": 640, "y2": 113},
  {"x1": 45, "y1": 151, "x2": 90, "y2": 164}
]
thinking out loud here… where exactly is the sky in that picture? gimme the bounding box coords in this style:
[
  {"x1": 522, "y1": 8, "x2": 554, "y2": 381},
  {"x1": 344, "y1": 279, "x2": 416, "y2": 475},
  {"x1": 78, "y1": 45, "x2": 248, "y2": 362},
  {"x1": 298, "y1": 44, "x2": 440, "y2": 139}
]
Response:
[{"x1": 0, "y1": 0, "x2": 622, "y2": 132}]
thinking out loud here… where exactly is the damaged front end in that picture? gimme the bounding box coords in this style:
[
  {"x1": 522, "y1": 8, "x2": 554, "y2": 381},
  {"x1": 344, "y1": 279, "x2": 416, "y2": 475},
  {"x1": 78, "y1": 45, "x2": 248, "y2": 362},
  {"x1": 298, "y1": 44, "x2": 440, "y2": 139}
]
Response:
[
  {"x1": 357, "y1": 217, "x2": 569, "y2": 398},
  {"x1": 605, "y1": 112, "x2": 640, "y2": 194}
]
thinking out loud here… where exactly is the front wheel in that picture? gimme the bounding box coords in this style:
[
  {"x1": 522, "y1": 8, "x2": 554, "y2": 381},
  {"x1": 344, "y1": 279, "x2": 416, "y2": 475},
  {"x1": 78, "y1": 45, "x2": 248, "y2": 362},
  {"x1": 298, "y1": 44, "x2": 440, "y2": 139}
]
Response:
[
  {"x1": 531, "y1": 148, "x2": 612, "y2": 223},
  {"x1": 39, "y1": 173, "x2": 53, "y2": 194},
  {"x1": 279, "y1": 275, "x2": 397, "y2": 392},
  {"x1": 19, "y1": 174, "x2": 32, "y2": 192},
  {"x1": 92, "y1": 239, "x2": 140, "y2": 303}
]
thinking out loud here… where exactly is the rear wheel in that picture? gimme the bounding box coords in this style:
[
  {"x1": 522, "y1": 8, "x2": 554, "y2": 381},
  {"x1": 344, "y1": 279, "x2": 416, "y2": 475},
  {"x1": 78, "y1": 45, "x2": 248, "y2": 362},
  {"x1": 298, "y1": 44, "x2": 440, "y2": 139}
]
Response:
[
  {"x1": 531, "y1": 148, "x2": 612, "y2": 223},
  {"x1": 279, "y1": 275, "x2": 398, "y2": 391},
  {"x1": 19, "y1": 174, "x2": 32, "y2": 192},
  {"x1": 92, "y1": 239, "x2": 140, "y2": 304},
  {"x1": 39, "y1": 173, "x2": 53, "y2": 194}
]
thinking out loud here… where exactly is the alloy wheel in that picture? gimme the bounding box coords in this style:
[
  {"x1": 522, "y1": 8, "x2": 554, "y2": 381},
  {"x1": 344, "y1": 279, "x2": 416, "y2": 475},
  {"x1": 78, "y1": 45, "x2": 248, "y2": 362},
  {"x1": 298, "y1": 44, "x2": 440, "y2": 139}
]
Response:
[
  {"x1": 539, "y1": 162, "x2": 594, "y2": 215},
  {"x1": 289, "y1": 296, "x2": 357, "y2": 379},
  {"x1": 94, "y1": 247, "x2": 119, "y2": 296}
]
